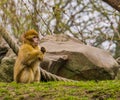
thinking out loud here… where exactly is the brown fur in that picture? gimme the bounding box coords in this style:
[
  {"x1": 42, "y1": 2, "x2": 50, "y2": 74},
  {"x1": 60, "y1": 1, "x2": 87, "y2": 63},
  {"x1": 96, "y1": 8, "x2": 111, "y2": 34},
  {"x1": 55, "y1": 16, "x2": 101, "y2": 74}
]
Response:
[{"x1": 14, "y1": 29, "x2": 45, "y2": 83}]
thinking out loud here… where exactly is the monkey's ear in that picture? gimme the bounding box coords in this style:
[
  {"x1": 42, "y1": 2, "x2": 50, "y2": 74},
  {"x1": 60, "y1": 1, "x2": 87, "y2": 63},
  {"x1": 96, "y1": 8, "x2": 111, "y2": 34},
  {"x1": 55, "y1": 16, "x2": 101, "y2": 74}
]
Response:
[
  {"x1": 20, "y1": 33, "x2": 25, "y2": 43},
  {"x1": 41, "y1": 47, "x2": 46, "y2": 54}
]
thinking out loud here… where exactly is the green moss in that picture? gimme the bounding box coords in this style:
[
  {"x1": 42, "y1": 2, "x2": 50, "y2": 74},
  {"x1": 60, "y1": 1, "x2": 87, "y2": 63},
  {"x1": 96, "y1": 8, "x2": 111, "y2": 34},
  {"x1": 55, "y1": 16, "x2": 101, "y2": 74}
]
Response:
[
  {"x1": 3, "y1": 96, "x2": 13, "y2": 100},
  {"x1": 0, "y1": 80, "x2": 120, "y2": 100}
]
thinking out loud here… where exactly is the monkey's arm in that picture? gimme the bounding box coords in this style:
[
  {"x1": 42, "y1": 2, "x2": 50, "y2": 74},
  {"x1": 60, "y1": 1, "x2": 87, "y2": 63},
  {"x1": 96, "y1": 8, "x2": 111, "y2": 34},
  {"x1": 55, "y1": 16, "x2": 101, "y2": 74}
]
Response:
[
  {"x1": 20, "y1": 44, "x2": 44, "y2": 65},
  {"x1": 41, "y1": 47, "x2": 46, "y2": 54}
]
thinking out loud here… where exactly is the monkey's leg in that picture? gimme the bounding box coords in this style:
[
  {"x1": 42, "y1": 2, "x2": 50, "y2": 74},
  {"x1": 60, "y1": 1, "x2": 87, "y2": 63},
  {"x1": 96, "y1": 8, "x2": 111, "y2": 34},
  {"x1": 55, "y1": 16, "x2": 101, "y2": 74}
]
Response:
[
  {"x1": 34, "y1": 67, "x2": 40, "y2": 82},
  {"x1": 19, "y1": 68, "x2": 34, "y2": 83}
]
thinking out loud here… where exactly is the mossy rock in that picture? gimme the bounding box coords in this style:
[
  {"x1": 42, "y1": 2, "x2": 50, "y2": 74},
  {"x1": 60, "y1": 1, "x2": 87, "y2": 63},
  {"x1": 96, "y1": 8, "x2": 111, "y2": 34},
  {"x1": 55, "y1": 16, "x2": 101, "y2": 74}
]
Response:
[{"x1": 0, "y1": 57, "x2": 15, "y2": 82}]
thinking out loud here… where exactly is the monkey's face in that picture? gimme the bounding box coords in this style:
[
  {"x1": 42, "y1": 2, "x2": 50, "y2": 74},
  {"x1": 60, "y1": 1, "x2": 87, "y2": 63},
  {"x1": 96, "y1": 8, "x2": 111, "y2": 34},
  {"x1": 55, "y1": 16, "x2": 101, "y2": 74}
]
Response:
[
  {"x1": 23, "y1": 29, "x2": 40, "y2": 47},
  {"x1": 26, "y1": 35, "x2": 40, "y2": 48},
  {"x1": 32, "y1": 35, "x2": 39, "y2": 46}
]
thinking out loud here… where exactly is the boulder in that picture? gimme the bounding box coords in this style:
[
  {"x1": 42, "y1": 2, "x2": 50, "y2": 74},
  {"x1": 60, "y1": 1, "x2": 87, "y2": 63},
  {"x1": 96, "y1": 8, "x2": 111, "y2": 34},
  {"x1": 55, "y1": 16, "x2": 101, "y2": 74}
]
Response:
[
  {"x1": 0, "y1": 48, "x2": 16, "y2": 82},
  {"x1": 0, "y1": 57, "x2": 15, "y2": 82},
  {"x1": 40, "y1": 34, "x2": 119, "y2": 80}
]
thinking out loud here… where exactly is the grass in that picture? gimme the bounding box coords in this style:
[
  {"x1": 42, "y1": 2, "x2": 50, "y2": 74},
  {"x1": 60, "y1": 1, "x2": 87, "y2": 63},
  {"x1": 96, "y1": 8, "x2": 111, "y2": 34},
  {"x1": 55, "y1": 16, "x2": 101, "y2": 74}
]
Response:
[{"x1": 0, "y1": 80, "x2": 120, "y2": 100}]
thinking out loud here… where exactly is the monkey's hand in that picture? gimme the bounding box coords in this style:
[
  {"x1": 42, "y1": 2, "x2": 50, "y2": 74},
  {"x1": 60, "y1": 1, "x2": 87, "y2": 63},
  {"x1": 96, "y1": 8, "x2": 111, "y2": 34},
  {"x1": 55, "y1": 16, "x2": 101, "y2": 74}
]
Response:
[{"x1": 41, "y1": 47, "x2": 46, "y2": 54}]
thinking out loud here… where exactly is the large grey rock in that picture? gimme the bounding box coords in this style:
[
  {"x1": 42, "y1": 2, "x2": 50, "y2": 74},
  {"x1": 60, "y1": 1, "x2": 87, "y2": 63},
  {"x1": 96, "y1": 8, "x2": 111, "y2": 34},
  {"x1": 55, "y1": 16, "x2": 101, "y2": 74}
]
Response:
[{"x1": 40, "y1": 34, "x2": 119, "y2": 80}]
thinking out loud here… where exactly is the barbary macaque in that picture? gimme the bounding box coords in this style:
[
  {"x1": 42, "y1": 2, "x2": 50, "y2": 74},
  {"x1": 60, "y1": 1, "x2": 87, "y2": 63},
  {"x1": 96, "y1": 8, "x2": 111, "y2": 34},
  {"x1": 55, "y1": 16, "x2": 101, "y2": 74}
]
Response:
[{"x1": 14, "y1": 29, "x2": 46, "y2": 83}]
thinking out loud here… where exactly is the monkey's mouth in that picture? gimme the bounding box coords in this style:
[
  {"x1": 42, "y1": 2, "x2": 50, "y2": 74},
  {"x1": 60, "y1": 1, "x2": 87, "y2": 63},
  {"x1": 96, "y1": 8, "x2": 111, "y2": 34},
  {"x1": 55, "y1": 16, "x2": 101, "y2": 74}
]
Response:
[
  {"x1": 33, "y1": 39, "x2": 39, "y2": 45},
  {"x1": 33, "y1": 42, "x2": 39, "y2": 46}
]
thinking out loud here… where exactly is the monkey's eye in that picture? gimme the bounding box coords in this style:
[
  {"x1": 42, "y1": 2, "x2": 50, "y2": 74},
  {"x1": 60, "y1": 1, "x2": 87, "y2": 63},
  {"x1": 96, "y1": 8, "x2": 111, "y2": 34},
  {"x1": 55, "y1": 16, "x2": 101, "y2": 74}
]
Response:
[{"x1": 33, "y1": 36, "x2": 38, "y2": 39}]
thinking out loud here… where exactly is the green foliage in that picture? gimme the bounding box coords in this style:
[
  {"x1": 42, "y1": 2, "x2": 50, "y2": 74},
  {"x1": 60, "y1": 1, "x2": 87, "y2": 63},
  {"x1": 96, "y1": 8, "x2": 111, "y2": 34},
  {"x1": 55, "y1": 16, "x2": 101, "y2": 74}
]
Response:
[
  {"x1": 0, "y1": 80, "x2": 120, "y2": 100},
  {"x1": 0, "y1": 0, "x2": 7, "y2": 5}
]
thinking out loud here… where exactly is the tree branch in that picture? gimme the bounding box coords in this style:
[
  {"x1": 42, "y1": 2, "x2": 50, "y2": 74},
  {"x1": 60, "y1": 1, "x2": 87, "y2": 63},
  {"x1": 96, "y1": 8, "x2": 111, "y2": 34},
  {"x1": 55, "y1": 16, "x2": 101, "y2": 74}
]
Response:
[{"x1": 102, "y1": 0, "x2": 120, "y2": 12}]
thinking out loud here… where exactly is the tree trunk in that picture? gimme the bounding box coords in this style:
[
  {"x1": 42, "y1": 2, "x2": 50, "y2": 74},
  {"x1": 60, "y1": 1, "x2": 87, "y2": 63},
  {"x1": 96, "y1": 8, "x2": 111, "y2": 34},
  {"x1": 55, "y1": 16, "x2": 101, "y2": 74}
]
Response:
[{"x1": 102, "y1": 0, "x2": 120, "y2": 12}]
